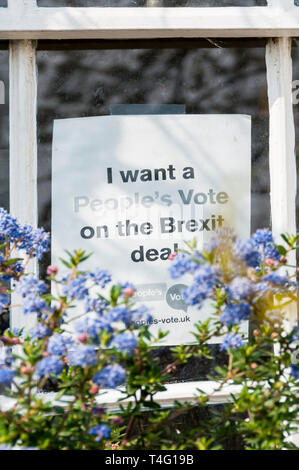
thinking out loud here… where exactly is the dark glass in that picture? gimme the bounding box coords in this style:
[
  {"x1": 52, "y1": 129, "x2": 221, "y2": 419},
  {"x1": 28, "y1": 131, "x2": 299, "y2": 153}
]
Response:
[
  {"x1": 37, "y1": 0, "x2": 267, "y2": 7},
  {"x1": 0, "y1": 50, "x2": 8, "y2": 211},
  {"x1": 0, "y1": 48, "x2": 9, "y2": 334},
  {"x1": 37, "y1": 40, "x2": 269, "y2": 381},
  {"x1": 0, "y1": 1, "x2": 7, "y2": 6},
  {"x1": 291, "y1": 41, "x2": 299, "y2": 249}
]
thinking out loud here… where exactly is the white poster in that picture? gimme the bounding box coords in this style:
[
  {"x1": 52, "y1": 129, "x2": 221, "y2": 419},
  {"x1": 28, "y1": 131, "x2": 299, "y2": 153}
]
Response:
[{"x1": 52, "y1": 114, "x2": 251, "y2": 345}]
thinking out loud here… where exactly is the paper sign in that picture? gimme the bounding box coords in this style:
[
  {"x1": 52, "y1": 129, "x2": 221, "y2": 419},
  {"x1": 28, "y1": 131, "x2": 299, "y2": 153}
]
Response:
[{"x1": 52, "y1": 114, "x2": 251, "y2": 345}]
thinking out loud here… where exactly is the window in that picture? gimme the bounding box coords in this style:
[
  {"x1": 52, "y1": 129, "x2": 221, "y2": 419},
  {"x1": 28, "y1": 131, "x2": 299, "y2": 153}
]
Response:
[
  {"x1": 37, "y1": 39, "x2": 269, "y2": 381},
  {"x1": 3, "y1": 0, "x2": 298, "y2": 403}
]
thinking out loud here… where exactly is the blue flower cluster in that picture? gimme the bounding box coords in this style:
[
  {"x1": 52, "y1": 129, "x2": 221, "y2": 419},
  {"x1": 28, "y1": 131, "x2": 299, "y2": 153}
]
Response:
[
  {"x1": 89, "y1": 269, "x2": 111, "y2": 288},
  {"x1": 169, "y1": 253, "x2": 203, "y2": 279},
  {"x1": 85, "y1": 297, "x2": 108, "y2": 315},
  {"x1": 0, "y1": 208, "x2": 50, "y2": 260},
  {"x1": 234, "y1": 238, "x2": 262, "y2": 268},
  {"x1": 35, "y1": 356, "x2": 64, "y2": 380},
  {"x1": 291, "y1": 364, "x2": 299, "y2": 380},
  {"x1": 16, "y1": 275, "x2": 47, "y2": 298},
  {"x1": 47, "y1": 334, "x2": 74, "y2": 356},
  {"x1": 220, "y1": 303, "x2": 251, "y2": 326},
  {"x1": 228, "y1": 277, "x2": 253, "y2": 301},
  {"x1": 111, "y1": 332, "x2": 137, "y2": 355},
  {"x1": 30, "y1": 324, "x2": 51, "y2": 340},
  {"x1": 0, "y1": 293, "x2": 9, "y2": 313},
  {"x1": 15, "y1": 275, "x2": 49, "y2": 317},
  {"x1": 92, "y1": 364, "x2": 126, "y2": 389},
  {"x1": 220, "y1": 333, "x2": 244, "y2": 351},
  {"x1": 0, "y1": 367, "x2": 15, "y2": 387},
  {"x1": 23, "y1": 295, "x2": 47, "y2": 316},
  {"x1": 62, "y1": 274, "x2": 89, "y2": 300},
  {"x1": 183, "y1": 265, "x2": 219, "y2": 308},
  {"x1": 88, "y1": 424, "x2": 111, "y2": 442},
  {"x1": 75, "y1": 315, "x2": 112, "y2": 341},
  {"x1": 262, "y1": 273, "x2": 288, "y2": 287},
  {"x1": 67, "y1": 345, "x2": 97, "y2": 367},
  {"x1": 2, "y1": 347, "x2": 14, "y2": 367},
  {"x1": 235, "y1": 229, "x2": 280, "y2": 268}
]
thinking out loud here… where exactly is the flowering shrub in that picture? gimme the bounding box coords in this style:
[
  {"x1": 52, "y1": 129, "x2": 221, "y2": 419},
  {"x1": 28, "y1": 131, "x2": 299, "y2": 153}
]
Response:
[
  {"x1": 0, "y1": 207, "x2": 298, "y2": 450},
  {"x1": 168, "y1": 229, "x2": 299, "y2": 449}
]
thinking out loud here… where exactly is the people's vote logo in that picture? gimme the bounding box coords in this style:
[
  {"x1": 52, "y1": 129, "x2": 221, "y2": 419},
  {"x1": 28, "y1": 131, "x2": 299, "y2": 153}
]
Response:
[{"x1": 166, "y1": 284, "x2": 188, "y2": 313}]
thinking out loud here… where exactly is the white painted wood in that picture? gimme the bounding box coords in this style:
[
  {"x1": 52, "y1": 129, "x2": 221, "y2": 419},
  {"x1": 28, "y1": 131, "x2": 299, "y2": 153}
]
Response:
[
  {"x1": 266, "y1": 38, "x2": 297, "y2": 328},
  {"x1": 0, "y1": 381, "x2": 242, "y2": 411},
  {"x1": 9, "y1": 40, "x2": 38, "y2": 331},
  {"x1": 95, "y1": 381, "x2": 241, "y2": 409},
  {"x1": 8, "y1": 0, "x2": 37, "y2": 10},
  {"x1": 267, "y1": 0, "x2": 294, "y2": 8},
  {"x1": 0, "y1": 7, "x2": 299, "y2": 40}
]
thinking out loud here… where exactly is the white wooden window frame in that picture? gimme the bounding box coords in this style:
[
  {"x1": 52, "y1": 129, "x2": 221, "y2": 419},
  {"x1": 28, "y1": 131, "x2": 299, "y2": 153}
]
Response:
[{"x1": 1, "y1": 0, "x2": 298, "y2": 410}]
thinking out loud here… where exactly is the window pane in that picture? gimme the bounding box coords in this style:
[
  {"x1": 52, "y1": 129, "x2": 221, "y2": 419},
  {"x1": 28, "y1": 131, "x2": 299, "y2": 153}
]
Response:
[
  {"x1": 37, "y1": 40, "x2": 269, "y2": 381},
  {"x1": 0, "y1": 1, "x2": 7, "y2": 6},
  {"x1": 0, "y1": 47, "x2": 9, "y2": 334},
  {"x1": 0, "y1": 49, "x2": 9, "y2": 212},
  {"x1": 37, "y1": 0, "x2": 267, "y2": 7},
  {"x1": 292, "y1": 41, "x2": 299, "y2": 247}
]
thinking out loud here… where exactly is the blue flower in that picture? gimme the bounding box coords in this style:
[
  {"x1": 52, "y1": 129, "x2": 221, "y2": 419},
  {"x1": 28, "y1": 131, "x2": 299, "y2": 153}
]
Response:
[
  {"x1": 35, "y1": 356, "x2": 63, "y2": 380},
  {"x1": 168, "y1": 253, "x2": 203, "y2": 279},
  {"x1": 251, "y1": 229, "x2": 274, "y2": 247},
  {"x1": 250, "y1": 230, "x2": 280, "y2": 261},
  {"x1": 67, "y1": 345, "x2": 97, "y2": 367},
  {"x1": 234, "y1": 238, "x2": 261, "y2": 268},
  {"x1": 183, "y1": 283, "x2": 209, "y2": 309},
  {"x1": 262, "y1": 273, "x2": 288, "y2": 287},
  {"x1": 0, "y1": 293, "x2": 9, "y2": 311},
  {"x1": 220, "y1": 333, "x2": 244, "y2": 351},
  {"x1": 47, "y1": 334, "x2": 74, "y2": 356},
  {"x1": 111, "y1": 332, "x2": 137, "y2": 355},
  {"x1": 1, "y1": 347, "x2": 14, "y2": 367},
  {"x1": 30, "y1": 324, "x2": 51, "y2": 340},
  {"x1": 75, "y1": 315, "x2": 112, "y2": 341},
  {"x1": 264, "y1": 244, "x2": 280, "y2": 261},
  {"x1": 228, "y1": 277, "x2": 253, "y2": 301},
  {"x1": 89, "y1": 269, "x2": 111, "y2": 288},
  {"x1": 88, "y1": 424, "x2": 111, "y2": 442},
  {"x1": 18, "y1": 225, "x2": 50, "y2": 260},
  {"x1": 291, "y1": 364, "x2": 299, "y2": 380},
  {"x1": 254, "y1": 281, "x2": 270, "y2": 296},
  {"x1": 108, "y1": 307, "x2": 132, "y2": 324},
  {"x1": 85, "y1": 297, "x2": 108, "y2": 315},
  {"x1": 0, "y1": 367, "x2": 15, "y2": 386},
  {"x1": 0, "y1": 208, "x2": 22, "y2": 240},
  {"x1": 62, "y1": 275, "x2": 89, "y2": 300},
  {"x1": 290, "y1": 325, "x2": 299, "y2": 343},
  {"x1": 16, "y1": 275, "x2": 47, "y2": 298},
  {"x1": 220, "y1": 303, "x2": 251, "y2": 325},
  {"x1": 23, "y1": 295, "x2": 47, "y2": 315},
  {"x1": 183, "y1": 264, "x2": 219, "y2": 308},
  {"x1": 193, "y1": 264, "x2": 219, "y2": 288},
  {"x1": 92, "y1": 364, "x2": 126, "y2": 388}
]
